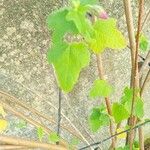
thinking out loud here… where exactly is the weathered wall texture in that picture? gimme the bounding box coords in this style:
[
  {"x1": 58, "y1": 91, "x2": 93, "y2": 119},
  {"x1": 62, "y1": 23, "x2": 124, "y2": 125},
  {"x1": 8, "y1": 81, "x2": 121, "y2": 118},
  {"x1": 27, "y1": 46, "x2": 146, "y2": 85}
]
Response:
[{"x1": 0, "y1": 0, "x2": 150, "y2": 149}]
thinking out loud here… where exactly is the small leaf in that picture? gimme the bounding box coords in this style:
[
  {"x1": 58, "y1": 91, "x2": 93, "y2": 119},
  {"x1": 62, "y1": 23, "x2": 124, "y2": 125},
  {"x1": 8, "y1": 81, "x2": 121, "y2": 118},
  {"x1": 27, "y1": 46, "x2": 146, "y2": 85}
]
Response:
[
  {"x1": 117, "y1": 128, "x2": 126, "y2": 139},
  {"x1": 121, "y1": 87, "x2": 144, "y2": 119},
  {"x1": 37, "y1": 127, "x2": 44, "y2": 141},
  {"x1": 0, "y1": 119, "x2": 8, "y2": 133},
  {"x1": 112, "y1": 103, "x2": 129, "y2": 123},
  {"x1": 89, "y1": 18, "x2": 126, "y2": 53},
  {"x1": 134, "y1": 97, "x2": 144, "y2": 119},
  {"x1": 89, "y1": 107, "x2": 110, "y2": 132},
  {"x1": 89, "y1": 79, "x2": 113, "y2": 98},
  {"x1": 139, "y1": 34, "x2": 149, "y2": 52},
  {"x1": 0, "y1": 105, "x2": 6, "y2": 117},
  {"x1": 48, "y1": 132, "x2": 60, "y2": 143}
]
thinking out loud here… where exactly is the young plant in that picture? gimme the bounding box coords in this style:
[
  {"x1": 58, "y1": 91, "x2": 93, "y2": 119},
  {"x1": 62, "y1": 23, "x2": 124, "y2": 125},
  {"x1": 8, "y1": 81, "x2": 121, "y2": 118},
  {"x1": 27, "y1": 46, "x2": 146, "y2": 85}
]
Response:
[{"x1": 47, "y1": 0, "x2": 149, "y2": 149}]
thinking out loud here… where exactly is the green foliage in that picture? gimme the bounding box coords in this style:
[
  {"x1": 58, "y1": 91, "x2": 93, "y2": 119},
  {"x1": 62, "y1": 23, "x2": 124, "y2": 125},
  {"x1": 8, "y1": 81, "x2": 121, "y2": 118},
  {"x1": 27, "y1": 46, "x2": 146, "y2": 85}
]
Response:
[
  {"x1": 37, "y1": 127, "x2": 44, "y2": 141},
  {"x1": 53, "y1": 42, "x2": 90, "y2": 92},
  {"x1": 66, "y1": 4, "x2": 92, "y2": 35},
  {"x1": 48, "y1": 132, "x2": 60, "y2": 143},
  {"x1": 89, "y1": 104, "x2": 110, "y2": 132},
  {"x1": 139, "y1": 34, "x2": 149, "y2": 52},
  {"x1": 47, "y1": 8, "x2": 78, "y2": 63},
  {"x1": 89, "y1": 79, "x2": 113, "y2": 98},
  {"x1": 121, "y1": 87, "x2": 144, "y2": 119},
  {"x1": 112, "y1": 103, "x2": 129, "y2": 123},
  {"x1": 117, "y1": 143, "x2": 140, "y2": 150},
  {"x1": 89, "y1": 18, "x2": 126, "y2": 53},
  {"x1": 116, "y1": 145, "x2": 130, "y2": 150},
  {"x1": 134, "y1": 97, "x2": 144, "y2": 118}
]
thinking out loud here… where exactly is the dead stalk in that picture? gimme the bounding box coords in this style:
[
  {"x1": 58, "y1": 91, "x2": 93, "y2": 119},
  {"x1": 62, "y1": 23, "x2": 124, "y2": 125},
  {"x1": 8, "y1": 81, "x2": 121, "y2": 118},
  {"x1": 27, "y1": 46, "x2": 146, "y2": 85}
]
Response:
[
  {"x1": 0, "y1": 100, "x2": 67, "y2": 148},
  {"x1": 0, "y1": 135, "x2": 66, "y2": 150},
  {"x1": 0, "y1": 90, "x2": 82, "y2": 141}
]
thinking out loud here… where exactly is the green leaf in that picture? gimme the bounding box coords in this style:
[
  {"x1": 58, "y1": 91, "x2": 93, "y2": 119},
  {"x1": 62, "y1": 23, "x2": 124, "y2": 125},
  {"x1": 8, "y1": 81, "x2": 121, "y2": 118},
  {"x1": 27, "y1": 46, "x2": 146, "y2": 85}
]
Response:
[
  {"x1": 134, "y1": 97, "x2": 144, "y2": 119},
  {"x1": 89, "y1": 18, "x2": 126, "y2": 53},
  {"x1": 47, "y1": 8, "x2": 78, "y2": 63},
  {"x1": 66, "y1": 5, "x2": 93, "y2": 35},
  {"x1": 139, "y1": 34, "x2": 149, "y2": 52},
  {"x1": 48, "y1": 132, "x2": 60, "y2": 143},
  {"x1": 53, "y1": 42, "x2": 90, "y2": 92},
  {"x1": 112, "y1": 103, "x2": 130, "y2": 123},
  {"x1": 89, "y1": 79, "x2": 113, "y2": 98},
  {"x1": 89, "y1": 107, "x2": 110, "y2": 132},
  {"x1": 121, "y1": 87, "x2": 144, "y2": 119},
  {"x1": 37, "y1": 127, "x2": 44, "y2": 141},
  {"x1": 116, "y1": 145, "x2": 130, "y2": 150}
]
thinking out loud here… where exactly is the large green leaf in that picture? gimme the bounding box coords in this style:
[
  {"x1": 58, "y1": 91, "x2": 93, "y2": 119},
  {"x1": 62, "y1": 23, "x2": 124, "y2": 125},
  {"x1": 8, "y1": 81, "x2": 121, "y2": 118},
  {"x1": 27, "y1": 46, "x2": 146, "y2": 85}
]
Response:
[
  {"x1": 89, "y1": 18, "x2": 126, "y2": 53},
  {"x1": 53, "y1": 42, "x2": 90, "y2": 92},
  {"x1": 47, "y1": 8, "x2": 78, "y2": 63},
  {"x1": 112, "y1": 103, "x2": 130, "y2": 123},
  {"x1": 89, "y1": 79, "x2": 113, "y2": 98},
  {"x1": 89, "y1": 107, "x2": 110, "y2": 132}
]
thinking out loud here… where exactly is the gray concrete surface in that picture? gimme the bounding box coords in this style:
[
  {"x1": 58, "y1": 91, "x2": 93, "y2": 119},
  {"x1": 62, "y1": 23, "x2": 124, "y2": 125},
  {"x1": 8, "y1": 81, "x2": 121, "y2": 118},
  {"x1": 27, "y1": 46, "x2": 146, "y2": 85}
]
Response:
[{"x1": 0, "y1": 0, "x2": 150, "y2": 149}]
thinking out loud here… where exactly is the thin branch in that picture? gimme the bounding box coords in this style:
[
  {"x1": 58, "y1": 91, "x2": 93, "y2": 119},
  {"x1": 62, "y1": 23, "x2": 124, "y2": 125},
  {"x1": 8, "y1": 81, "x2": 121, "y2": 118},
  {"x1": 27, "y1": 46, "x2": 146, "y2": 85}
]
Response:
[
  {"x1": 0, "y1": 90, "x2": 83, "y2": 141},
  {"x1": 0, "y1": 135, "x2": 66, "y2": 150},
  {"x1": 141, "y1": 9, "x2": 150, "y2": 30},
  {"x1": 96, "y1": 54, "x2": 115, "y2": 148},
  {"x1": 0, "y1": 145, "x2": 26, "y2": 150},
  {"x1": 140, "y1": 69, "x2": 150, "y2": 96},
  {"x1": 79, "y1": 120, "x2": 150, "y2": 150},
  {"x1": 140, "y1": 50, "x2": 150, "y2": 76},
  {"x1": 130, "y1": 0, "x2": 145, "y2": 149},
  {"x1": 0, "y1": 74, "x2": 91, "y2": 146},
  {"x1": 0, "y1": 100, "x2": 67, "y2": 148},
  {"x1": 57, "y1": 88, "x2": 62, "y2": 145},
  {"x1": 123, "y1": 0, "x2": 136, "y2": 88}
]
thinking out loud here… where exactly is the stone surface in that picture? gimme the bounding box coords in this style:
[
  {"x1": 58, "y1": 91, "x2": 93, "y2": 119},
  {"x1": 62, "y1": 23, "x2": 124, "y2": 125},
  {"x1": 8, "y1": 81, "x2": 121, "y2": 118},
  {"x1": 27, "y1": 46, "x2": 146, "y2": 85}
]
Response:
[{"x1": 0, "y1": 0, "x2": 150, "y2": 149}]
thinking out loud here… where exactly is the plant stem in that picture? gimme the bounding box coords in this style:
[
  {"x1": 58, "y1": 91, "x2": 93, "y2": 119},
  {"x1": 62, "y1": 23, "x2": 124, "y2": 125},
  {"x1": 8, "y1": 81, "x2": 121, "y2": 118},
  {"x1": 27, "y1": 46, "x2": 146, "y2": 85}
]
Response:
[
  {"x1": 0, "y1": 100, "x2": 67, "y2": 148},
  {"x1": 123, "y1": 0, "x2": 136, "y2": 88},
  {"x1": 96, "y1": 54, "x2": 115, "y2": 149},
  {"x1": 57, "y1": 88, "x2": 62, "y2": 145},
  {"x1": 140, "y1": 69, "x2": 150, "y2": 96},
  {"x1": 0, "y1": 90, "x2": 85, "y2": 141},
  {"x1": 129, "y1": 0, "x2": 145, "y2": 149},
  {"x1": 0, "y1": 135, "x2": 66, "y2": 150},
  {"x1": 0, "y1": 145, "x2": 26, "y2": 150}
]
